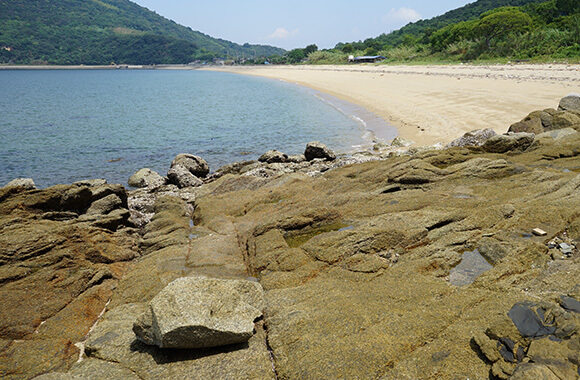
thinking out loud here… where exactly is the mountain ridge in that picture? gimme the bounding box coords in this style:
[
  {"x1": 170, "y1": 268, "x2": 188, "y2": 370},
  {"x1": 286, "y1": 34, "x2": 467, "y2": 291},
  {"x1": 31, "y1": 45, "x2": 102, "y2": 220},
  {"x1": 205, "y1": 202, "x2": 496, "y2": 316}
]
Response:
[{"x1": 0, "y1": 0, "x2": 285, "y2": 65}]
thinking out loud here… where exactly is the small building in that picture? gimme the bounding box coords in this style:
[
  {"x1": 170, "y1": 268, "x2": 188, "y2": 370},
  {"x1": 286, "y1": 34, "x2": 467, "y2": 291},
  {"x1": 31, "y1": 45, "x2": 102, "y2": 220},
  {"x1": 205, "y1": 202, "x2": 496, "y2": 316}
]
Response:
[{"x1": 352, "y1": 55, "x2": 386, "y2": 63}]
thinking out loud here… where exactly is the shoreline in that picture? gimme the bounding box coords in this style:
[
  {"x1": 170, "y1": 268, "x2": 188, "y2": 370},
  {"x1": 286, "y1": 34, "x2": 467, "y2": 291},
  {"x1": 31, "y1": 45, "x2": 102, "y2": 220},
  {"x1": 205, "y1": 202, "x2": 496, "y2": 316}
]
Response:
[
  {"x1": 4, "y1": 62, "x2": 578, "y2": 146},
  {"x1": 203, "y1": 64, "x2": 580, "y2": 146}
]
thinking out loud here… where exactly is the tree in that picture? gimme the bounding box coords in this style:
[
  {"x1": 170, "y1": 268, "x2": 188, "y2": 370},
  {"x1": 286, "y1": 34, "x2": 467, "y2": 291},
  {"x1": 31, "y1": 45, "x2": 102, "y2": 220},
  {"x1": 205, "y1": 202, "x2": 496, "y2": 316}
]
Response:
[
  {"x1": 287, "y1": 48, "x2": 305, "y2": 63},
  {"x1": 429, "y1": 20, "x2": 476, "y2": 52},
  {"x1": 341, "y1": 43, "x2": 354, "y2": 53},
  {"x1": 475, "y1": 7, "x2": 533, "y2": 48},
  {"x1": 556, "y1": 0, "x2": 580, "y2": 15},
  {"x1": 304, "y1": 44, "x2": 318, "y2": 55}
]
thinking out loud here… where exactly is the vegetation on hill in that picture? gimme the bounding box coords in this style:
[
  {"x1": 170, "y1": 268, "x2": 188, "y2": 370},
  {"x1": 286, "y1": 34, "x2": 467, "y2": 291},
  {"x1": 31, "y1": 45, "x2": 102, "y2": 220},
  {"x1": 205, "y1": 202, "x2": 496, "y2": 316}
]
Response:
[
  {"x1": 262, "y1": 0, "x2": 579, "y2": 65},
  {"x1": 0, "y1": 0, "x2": 285, "y2": 65},
  {"x1": 352, "y1": 0, "x2": 548, "y2": 49}
]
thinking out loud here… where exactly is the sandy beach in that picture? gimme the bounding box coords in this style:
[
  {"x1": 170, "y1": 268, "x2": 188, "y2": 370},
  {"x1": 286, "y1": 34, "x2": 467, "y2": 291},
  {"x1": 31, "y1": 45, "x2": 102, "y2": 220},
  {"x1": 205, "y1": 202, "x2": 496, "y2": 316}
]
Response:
[{"x1": 206, "y1": 64, "x2": 580, "y2": 146}]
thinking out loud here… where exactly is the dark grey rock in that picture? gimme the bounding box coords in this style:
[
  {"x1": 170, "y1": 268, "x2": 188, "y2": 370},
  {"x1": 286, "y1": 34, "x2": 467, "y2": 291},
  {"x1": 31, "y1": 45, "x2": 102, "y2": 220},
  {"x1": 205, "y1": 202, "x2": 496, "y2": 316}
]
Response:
[
  {"x1": 560, "y1": 296, "x2": 580, "y2": 313},
  {"x1": 304, "y1": 141, "x2": 336, "y2": 161},
  {"x1": 507, "y1": 302, "x2": 557, "y2": 339},
  {"x1": 133, "y1": 277, "x2": 265, "y2": 349}
]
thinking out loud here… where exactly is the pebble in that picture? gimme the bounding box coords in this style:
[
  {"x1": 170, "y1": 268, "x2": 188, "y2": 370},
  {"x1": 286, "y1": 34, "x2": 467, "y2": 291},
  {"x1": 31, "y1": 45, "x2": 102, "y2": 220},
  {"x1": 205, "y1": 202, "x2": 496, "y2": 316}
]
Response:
[{"x1": 532, "y1": 228, "x2": 547, "y2": 236}]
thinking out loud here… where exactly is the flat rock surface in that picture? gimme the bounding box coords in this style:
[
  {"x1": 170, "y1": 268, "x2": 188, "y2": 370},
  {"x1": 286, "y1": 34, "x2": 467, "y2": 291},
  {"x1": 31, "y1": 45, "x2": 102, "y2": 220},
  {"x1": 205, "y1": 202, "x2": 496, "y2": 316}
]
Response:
[{"x1": 8, "y1": 126, "x2": 580, "y2": 379}]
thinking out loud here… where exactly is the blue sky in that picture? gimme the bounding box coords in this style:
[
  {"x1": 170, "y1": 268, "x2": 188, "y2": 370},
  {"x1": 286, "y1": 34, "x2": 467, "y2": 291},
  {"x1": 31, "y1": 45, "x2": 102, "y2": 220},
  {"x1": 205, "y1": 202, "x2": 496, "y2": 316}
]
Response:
[{"x1": 132, "y1": 0, "x2": 474, "y2": 50}]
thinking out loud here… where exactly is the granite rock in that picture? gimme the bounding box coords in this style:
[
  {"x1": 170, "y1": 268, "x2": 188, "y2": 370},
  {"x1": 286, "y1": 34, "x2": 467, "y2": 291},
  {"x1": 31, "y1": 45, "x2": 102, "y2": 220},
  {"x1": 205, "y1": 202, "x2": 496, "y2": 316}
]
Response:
[
  {"x1": 558, "y1": 93, "x2": 580, "y2": 112},
  {"x1": 127, "y1": 168, "x2": 166, "y2": 189},
  {"x1": 170, "y1": 153, "x2": 210, "y2": 178},
  {"x1": 4, "y1": 178, "x2": 36, "y2": 190},
  {"x1": 258, "y1": 149, "x2": 288, "y2": 163},
  {"x1": 446, "y1": 128, "x2": 497, "y2": 147},
  {"x1": 133, "y1": 277, "x2": 264, "y2": 348},
  {"x1": 482, "y1": 132, "x2": 535, "y2": 153},
  {"x1": 167, "y1": 164, "x2": 204, "y2": 188}
]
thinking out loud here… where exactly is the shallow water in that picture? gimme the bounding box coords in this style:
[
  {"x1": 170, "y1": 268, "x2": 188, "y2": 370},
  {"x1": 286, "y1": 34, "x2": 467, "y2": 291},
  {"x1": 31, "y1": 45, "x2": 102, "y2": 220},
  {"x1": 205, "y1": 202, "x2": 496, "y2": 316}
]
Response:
[
  {"x1": 449, "y1": 249, "x2": 493, "y2": 286},
  {"x1": 0, "y1": 69, "x2": 391, "y2": 188}
]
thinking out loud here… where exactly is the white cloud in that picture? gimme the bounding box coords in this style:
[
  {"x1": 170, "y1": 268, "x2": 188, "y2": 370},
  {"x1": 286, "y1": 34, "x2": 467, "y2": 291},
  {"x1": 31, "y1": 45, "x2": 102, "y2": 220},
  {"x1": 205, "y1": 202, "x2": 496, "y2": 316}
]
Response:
[
  {"x1": 383, "y1": 7, "x2": 422, "y2": 24},
  {"x1": 267, "y1": 27, "x2": 299, "y2": 40}
]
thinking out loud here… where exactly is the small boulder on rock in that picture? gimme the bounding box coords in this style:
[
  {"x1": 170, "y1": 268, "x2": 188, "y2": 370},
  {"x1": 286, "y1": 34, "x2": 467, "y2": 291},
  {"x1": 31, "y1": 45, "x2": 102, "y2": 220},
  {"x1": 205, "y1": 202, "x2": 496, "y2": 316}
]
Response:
[
  {"x1": 128, "y1": 168, "x2": 166, "y2": 189},
  {"x1": 167, "y1": 165, "x2": 203, "y2": 188},
  {"x1": 133, "y1": 276, "x2": 265, "y2": 349},
  {"x1": 482, "y1": 132, "x2": 535, "y2": 153},
  {"x1": 390, "y1": 136, "x2": 414, "y2": 148},
  {"x1": 4, "y1": 178, "x2": 36, "y2": 190},
  {"x1": 446, "y1": 128, "x2": 497, "y2": 148},
  {"x1": 258, "y1": 150, "x2": 288, "y2": 164},
  {"x1": 304, "y1": 141, "x2": 336, "y2": 161},
  {"x1": 170, "y1": 154, "x2": 210, "y2": 178},
  {"x1": 558, "y1": 93, "x2": 580, "y2": 112}
]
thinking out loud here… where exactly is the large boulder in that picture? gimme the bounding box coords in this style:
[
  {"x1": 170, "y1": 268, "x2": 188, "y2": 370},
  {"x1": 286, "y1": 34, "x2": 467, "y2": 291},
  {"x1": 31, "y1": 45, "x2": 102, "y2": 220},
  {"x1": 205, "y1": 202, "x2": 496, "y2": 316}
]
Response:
[
  {"x1": 446, "y1": 128, "x2": 497, "y2": 148},
  {"x1": 133, "y1": 277, "x2": 265, "y2": 349},
  {"x1": 167, "y1": 165, "x2": 203, "y2": 188},
  {"x1": 258, "y1": 149, "x2": 288, "y2": 164},
  {"x1": 508, "y1": 111, "x2": 544, "y2": 134},
  {"x1": 170, "y1": 154, "x2": 210, "y2": 178},
  {"x1": 127, "y1": 168, "x2": 165, "y2": 189},
  {"x1": 4, "y1": 178, "x2": 36, "y2": 190},
  {"x1": 304, "y1": 141, "x2": 336, "y2": 161},
  {"x1": 552, "y1": 111, "x2": 580, "y2": 131},
  {"x1": 558, "y1": 93, "x2": 580, "y2": 112},
  {"x1": 482, "y1": 132, "x2": 535, "y2": 153}
]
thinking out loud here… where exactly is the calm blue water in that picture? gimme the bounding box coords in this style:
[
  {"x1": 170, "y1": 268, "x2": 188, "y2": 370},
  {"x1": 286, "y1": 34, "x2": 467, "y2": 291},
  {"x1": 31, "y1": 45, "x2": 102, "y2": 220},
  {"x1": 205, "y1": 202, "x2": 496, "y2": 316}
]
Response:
[{"x1": 0, "y1": 69, "x2": 389, "y2": 188}]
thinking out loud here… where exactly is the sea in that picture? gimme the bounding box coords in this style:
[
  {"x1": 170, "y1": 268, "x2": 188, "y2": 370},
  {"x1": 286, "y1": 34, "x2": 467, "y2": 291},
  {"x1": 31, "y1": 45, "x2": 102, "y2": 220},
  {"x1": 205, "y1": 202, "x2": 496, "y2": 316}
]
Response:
[{"x1": 0, "y1": 69, "x2": 395, "y2": 188}]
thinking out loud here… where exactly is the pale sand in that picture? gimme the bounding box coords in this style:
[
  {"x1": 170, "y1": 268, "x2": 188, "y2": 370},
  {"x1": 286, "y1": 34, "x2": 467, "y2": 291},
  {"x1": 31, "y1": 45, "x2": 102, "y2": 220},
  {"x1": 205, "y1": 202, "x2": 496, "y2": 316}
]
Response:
[{"x1": 204, "y1": 64, "x2": 580, "y2": 146}]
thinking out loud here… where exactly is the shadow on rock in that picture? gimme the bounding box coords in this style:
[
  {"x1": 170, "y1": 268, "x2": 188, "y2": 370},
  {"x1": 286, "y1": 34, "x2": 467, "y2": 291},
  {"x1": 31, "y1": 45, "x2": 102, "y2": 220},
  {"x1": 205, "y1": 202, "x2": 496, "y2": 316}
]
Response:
[{"x1": 129, "y1": 338, "x2": 250, "y2": 365}]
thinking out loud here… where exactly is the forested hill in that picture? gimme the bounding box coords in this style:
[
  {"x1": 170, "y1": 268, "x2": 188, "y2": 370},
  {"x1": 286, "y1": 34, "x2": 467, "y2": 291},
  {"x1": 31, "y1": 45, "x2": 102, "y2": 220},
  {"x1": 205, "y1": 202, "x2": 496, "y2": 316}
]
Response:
[
  {"x1": 0, "y1": 0, "x2": 286, "y2": 65},
  {"x1": 323, "y1": 0, "x2": 579, "y2": 63},
  {"x1": 374, "y1": 0, "x2": 548, "y2": 47}
]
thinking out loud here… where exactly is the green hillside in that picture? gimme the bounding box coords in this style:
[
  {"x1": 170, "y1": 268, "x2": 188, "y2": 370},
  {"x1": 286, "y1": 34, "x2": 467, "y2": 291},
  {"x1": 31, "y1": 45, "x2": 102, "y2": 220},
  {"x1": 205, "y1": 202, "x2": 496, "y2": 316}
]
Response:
[
  {"x1": 0, "y1": 0, "x2": 285, "y2": 65},
  {"x1": 312, "y1": 0, "x2": 579, "y2": 64},
  {"x1": 363, "y1": 0, "x2": 548, "y2": 48}
]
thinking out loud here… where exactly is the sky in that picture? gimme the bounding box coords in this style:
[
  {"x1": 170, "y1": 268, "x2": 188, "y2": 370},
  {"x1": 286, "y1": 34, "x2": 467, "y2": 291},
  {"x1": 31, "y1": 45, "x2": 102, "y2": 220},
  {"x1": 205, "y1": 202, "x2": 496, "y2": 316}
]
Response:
[{"x1": 132, "y1": 0, "x2": 475, "y2": 50}]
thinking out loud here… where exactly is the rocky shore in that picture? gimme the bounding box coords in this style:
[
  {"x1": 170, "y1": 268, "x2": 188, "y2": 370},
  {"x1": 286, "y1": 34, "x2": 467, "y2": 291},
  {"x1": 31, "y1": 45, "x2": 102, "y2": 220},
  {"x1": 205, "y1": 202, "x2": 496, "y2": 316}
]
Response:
[{"x1": 2, "y1": 95, "x2": 580, "y2": 379}]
